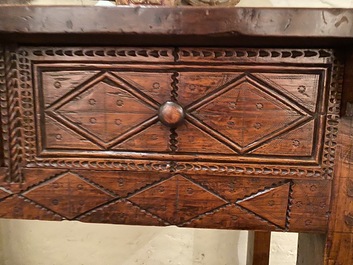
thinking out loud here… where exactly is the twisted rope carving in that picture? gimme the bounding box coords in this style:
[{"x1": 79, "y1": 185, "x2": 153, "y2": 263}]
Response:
[
  {"x1": 170, "y1": 72, "x2": 179, "y2": 102},
  {"x1": 0, "y1": 47, "x2": 7, "y2": 172},
  {"x1": 4, "y1": 49, "x2": 23, "y2": 182},
  {"x1": 169, "y1": 128, "x2": 178, "y2": 153},
  {"x1": 285, "y1": 181, "x2": 294, "y2": 231},
  {"x1": 168, "y1": 72, "x2": 180, "y2": 156},
  {"x1": 18, "y1": 50, "x2": 36, "y2": 164}
]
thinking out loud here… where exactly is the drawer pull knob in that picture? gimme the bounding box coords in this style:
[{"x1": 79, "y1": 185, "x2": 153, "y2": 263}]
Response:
[{"x1": 159, "y1": 101, "x2": 185, "y2": 128}]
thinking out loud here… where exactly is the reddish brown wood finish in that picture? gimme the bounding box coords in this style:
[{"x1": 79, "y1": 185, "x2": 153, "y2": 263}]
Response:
[
  {"x1": 0, "y1": 46, "x2": 340, "y2": 235},
  {"x1": 247, "y1": 231, "x2": 271, "y2": 265},
  {"x1": 324, "y1": 52, "x2": 353, "y2": 265},
  {"x1": 1, "y1": 6, "x2": 353, "y2": 47},
  {"x1": 324, "y1": 117, "x2": 353, "y2": 265},
  {"x1": 0, "y1": 6, "x2": 352, "y2": 262}
]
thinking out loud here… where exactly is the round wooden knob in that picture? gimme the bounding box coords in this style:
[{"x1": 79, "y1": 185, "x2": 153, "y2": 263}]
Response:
[{"x1": 159, "y1": 101, "x2": 185, "y2": 128}]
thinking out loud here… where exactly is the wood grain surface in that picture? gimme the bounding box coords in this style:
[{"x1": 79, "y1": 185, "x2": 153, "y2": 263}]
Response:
[
  {"x1": 1, "y1": 7, "x2": 353, "y2": 46},
  {"x1": 0, "y1": 46, "x2": 342, "y2": 235},
  {"x1": 0, "y1": 6, "x2": 352, "y2": 262}
]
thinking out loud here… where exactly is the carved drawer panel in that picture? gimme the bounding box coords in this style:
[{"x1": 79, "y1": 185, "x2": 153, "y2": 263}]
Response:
[
  {"x1": 0, "y1": 47, "x2": 343, "y2": 232},
  {"x1": 27, "y1": 48, "x2": 336, "y2": 168}
]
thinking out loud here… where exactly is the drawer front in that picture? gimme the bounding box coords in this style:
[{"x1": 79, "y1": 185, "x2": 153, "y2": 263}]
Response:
[
  {"x1": 0, "y1": 47, "x2": 342, "y2": 232},
  {"x1": 40, "y1": 67, "x2": 319, "y2": 159},
  {"x1": 25, "y1": 48, "x2": 337, "y2": 173}
]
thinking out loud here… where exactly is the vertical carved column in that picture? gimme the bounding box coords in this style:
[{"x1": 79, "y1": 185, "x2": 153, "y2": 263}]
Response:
[
  {"x1": 17, "y1": 49, "x2": 35, "y2": 164},
  {"x1": 324, "y1": 52, "x2": 353, "y2": 265},
  {"x1": 168, "y1": 71, "x2": 180, "y2": 155},
  {"x1": 0, "y1": 47, "x2": 23, "y2": 182},
  {"x1": 0, "y1": 46, "x2": 5, "y2": 171},
  {"x1": 0, "y1": 46, "x2": 10, "y2": 181}
]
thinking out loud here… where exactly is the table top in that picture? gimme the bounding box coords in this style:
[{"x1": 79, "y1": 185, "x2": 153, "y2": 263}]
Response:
[{"x1": 0, "y1": 6, "x2": 353, "y2": 46}]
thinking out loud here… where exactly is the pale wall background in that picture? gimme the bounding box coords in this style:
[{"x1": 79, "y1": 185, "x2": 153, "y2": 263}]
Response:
[
  {"x1": 0, "y1": 220, "x2": 298, "y2": 265},
  {"x1": 0, "y1": 0, "x2": 341, "y2": 264}
]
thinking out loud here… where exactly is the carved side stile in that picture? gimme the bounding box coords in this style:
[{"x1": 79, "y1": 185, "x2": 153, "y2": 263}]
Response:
[
  {"x1": 322, "y1": 55, "x2": 344, "y2": 179},
  {"x1": 0, "y1": 47, "x2": 24, "y2": 182},
  {"x1": 18, "y1": 49, "x2": 35, "y2": 165},
  {"x1": 0, "y1": 47, "x2": 5, "y2": 171}
]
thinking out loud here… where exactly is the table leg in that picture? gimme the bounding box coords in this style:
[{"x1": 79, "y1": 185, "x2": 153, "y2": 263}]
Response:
[
  {"x1": 297, "y1": 233, "x2": 325, "y2": 265},
  {"x1": 247, "y1": 231, "x2": 271, "y2": 265},
  {"x1": 324, "y1": 116, "x2": 353, "y2": 264}
]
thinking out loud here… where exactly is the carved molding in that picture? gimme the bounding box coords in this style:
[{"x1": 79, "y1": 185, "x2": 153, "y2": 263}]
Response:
[
  {"x1": 0, "y1": 48, "x2": 24, "y2": 182},
  {"x1": 18, "y1": 50, "x2": 36, "y2": 165},
  {"x1": 285, "y1": 181, "x2": 294, "y2": 230},
  {"x1": 29, "y1": 158, "x2": 171, "y2": 172},
  {"x1": 174, "y1": 162, "x2": 323, "y2": 178},
  {"x1": 29, "y1": 47, "x2": 175, "y2": 62},
  {"x1": 177, "y1": 48, "x2": 333, "y2": 64},
  {"x1": 0, "y1": 47, "x2": 6, "y2": 165},
  {"x1": 322, "y1": 55, "x2": 344, "y2": 179}
]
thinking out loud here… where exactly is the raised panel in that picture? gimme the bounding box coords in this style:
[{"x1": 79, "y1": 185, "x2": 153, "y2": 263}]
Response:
[
  {"x1": 41, "y1": 71, "x2": 162, "y2": 151},
  {"x1": 38, "y1": 65, "x2": 324, "y2": 163},
  {"x1": 25, "y1": 48, "x2": 336, "y2": 175},
  {"x1": 185, "y1": 73, "x2": 312, "y2": 154}
]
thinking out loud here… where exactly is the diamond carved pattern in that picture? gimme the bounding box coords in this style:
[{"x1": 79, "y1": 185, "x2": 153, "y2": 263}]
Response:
[
  {"x1": 129, "y1": 175, "x2": 227, "y2": 224},
  {"x1": 237, "y1": 182, "x2": 291, "y2": 228},
  {"x1": 0, "y1": 195, "x2": 62, "y2": 221},
  {"x1": 188, "y1": 75, "x2": 311, "y2": 153},
  {"x1": 79, "y1": 200, "x2": 166, "y2": 226},
  {"x1": 0, "y1": 188, "x2": 12, "y2": 200},
  {"x1": 0, "y1": 48, "x2": 334, "y2": 233},
  {"x1": 183, "y1": 204, "x2": 278, "y2": 231},
  {"x1": 46, "y1": 72, "x2": 159, "y2": 149},
  {"x1": 3, "y1": 167, "x2": 330, "y2": 232},
  {"x1": 40, "y1": 69, "x2": 319, "y2": 160},
  {"x1": 23, "y1": 172, "x2": 114, "y2": 219}
]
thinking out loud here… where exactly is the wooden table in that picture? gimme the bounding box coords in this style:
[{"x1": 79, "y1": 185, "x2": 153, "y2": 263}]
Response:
[{"x1": 1, "y1": 6, "x2": 353, "y2": 264}]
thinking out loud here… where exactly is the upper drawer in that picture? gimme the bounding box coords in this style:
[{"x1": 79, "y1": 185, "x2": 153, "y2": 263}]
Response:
[{"x1": 0, "y1": 47, "x2": 342, "y2": 180}]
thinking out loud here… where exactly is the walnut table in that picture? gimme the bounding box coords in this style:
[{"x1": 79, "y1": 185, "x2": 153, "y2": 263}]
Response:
[{"x1": 0, "y1": 6, "x2": 353, "y2": 264}]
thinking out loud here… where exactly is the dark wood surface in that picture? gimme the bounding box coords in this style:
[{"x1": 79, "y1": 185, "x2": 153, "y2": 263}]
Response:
[
  {"x1": 0, "y1": 7, "x2": 353, "y2": 46},
  {"x1": 247, "y1": 231, "x2": 271, "y2": 265},
  {"x1": 324, "y1": 116, "x2": 353, "y2": 264},
  {"x1": 0, "y1": 6, "x2": 352, "y2": 37},
  {"x1": 323, "y1": 52, "x2": 353, "y2": 264},
  {"x1": 0, "y1": 46, "x2": 340, "y2": 234},
  {"x1": 0, "y1": 5, "x2": 353, "y2": 264}
]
